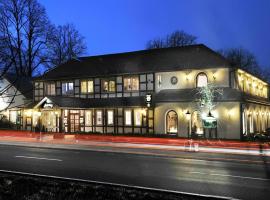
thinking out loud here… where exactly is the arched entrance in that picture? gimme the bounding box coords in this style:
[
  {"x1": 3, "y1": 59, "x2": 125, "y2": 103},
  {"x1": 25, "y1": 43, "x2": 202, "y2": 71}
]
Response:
[{"x1": 166, "y1": 110, "x2": 178, "y2": 134}]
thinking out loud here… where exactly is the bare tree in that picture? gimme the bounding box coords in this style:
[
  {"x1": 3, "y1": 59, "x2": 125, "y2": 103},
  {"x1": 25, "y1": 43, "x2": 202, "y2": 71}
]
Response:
[
  {"x1": 45, "y1": 23, "x2": 87, "y2": 69},
  {"x1": 146, "y1": 30, "x2": 197, "y2": 49},
  {"x1": 0, "y1": 0, "x2": 53, "y2": 77},
  {"x1": 218, "y1": 47, "x2": 261, "y2": 76}
]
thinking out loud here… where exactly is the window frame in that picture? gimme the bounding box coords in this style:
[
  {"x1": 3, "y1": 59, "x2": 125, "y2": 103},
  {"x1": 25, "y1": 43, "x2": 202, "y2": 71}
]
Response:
[
  {"x1": 123, "y1": 76, "x2": 139, "y2": 91},
  {"x1": 124, "y1": 109, "x2": 132, "y2": 126},
  {"x1": 45, "y1": 82, "x2": 56, "y2": 96},
  {"x1": 101, "y1": 79, "x2": 116, "y2": 93},
  {"x1": 196, "y1": 72, "x2": 208, "y2": 88},
  {"x1": 107, "y1": 110, "x2": 114, "y2": 126},
  {"x1": 96, "y1": 110, "x2": 103, "y2": 126},
  {"x1": 80, "y1": 79, "x2": 94, "y2": 94},
  {"x1": 62, "y1": 81, "x2": 74, "y2": 96}
]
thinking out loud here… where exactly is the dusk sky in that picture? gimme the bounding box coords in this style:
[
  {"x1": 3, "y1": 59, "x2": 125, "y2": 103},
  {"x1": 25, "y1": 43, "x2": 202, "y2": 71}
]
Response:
[{"x1": 40, "y1": 0, "x2": 270, "y2": 68}]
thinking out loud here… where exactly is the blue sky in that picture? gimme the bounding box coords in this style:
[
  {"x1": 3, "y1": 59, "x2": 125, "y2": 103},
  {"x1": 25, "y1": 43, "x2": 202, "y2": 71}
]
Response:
[{"x1": 40, "y1": 0, "x2": 270, "y2": 67}]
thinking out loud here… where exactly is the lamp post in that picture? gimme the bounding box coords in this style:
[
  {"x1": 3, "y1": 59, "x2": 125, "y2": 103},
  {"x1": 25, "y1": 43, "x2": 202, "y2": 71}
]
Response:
[{"x1": 185, "y1": 110, "x2": 191, "y2": 138}]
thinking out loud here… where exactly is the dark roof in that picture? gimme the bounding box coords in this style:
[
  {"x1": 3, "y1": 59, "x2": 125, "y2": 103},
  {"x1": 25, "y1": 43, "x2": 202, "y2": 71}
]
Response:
[
  {"x1": 37, "y1": 44, "x2": 231, "y2": 80},
  {"x1": 36, "y1": 96, "x2": 146, "y2": 108},
  {"x1": 3, "y1": 73, "x2": 33, "y2": 99}
]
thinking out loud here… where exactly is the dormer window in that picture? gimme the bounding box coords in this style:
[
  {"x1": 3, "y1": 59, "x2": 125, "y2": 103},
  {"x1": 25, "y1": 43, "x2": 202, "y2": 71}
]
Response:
[
  {"x1": 62, "y1": 81, "x2": 74, "y2": 95},
  {"x1": 196, "y1": 73, "x2": 208, "y2": 87}
]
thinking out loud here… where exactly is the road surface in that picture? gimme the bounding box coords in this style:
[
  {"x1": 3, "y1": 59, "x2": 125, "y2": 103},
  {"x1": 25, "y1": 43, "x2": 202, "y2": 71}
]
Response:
[{"x1": 0, "y1": 144, "x2": 269, "y2": 200}]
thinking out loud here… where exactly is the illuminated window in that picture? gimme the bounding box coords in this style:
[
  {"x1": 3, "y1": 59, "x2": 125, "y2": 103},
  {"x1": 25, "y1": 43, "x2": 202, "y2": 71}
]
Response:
[
  {"x1": 125, "y1": 110, "x2": 132, "y2": 126},
  {"x1": 134, "y1": 110, "x2": 142, "y2": 126},
  {"x1": 85, "y1": 110, "x2": 92, "y2": 126},
  {"x1": 196, "y1": 73, "x2": 208, "y2": 87},
  {"x1": 157, "y1": 75, "x2": 162, "y2": 88},
  {"x1": 107, "y1": 110, "x2": 114, "y2": 125},
  {"x1": 102, "y1": 79, "x2": 115, "y2": 92},
  {"x1": 124, "y1": 76, "x2": 139, "y2": 91},
  {"x1": 81, "y1": 80, "x2": 93, "y2": 93},
  {"x1": 62, "y1": 82, "x2": 74, "y2": 95},
  {"x1": 96, "y1": 110, "x2": 103, "y2": 125},
  {"x1": 45, "y1": 82, "x2": 55, "y2": 95},
  {"x1": 166, "y1": 110, "x2": 178, "y2": 133}
]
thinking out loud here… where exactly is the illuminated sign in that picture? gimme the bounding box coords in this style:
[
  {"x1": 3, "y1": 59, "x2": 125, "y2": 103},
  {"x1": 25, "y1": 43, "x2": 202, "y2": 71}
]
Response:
[
  {"x1": 145, "y1": 94, "x2": 152, "y2": 107},
  {"x1": 202, "y1": 116, "x2": 217, "y2": 128}
]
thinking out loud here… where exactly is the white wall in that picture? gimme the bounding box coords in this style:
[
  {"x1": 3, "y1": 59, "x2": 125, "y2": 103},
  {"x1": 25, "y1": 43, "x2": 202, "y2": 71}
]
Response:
[{"x1": 155, "y1": 68, "x2": 230, "y2": 93}]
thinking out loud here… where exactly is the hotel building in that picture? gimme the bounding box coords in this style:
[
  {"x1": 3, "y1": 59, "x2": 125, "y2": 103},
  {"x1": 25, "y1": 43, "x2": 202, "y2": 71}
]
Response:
[{"x1": 22, "y1": 44, "x2": 270, "y2": 140}]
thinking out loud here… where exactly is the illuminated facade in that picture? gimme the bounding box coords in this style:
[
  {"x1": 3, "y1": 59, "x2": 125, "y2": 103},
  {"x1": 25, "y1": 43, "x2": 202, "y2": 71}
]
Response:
[
  {"x1": 0, "y1": 74, "x2": 33, "y2": 128},
  {"x1": 21, "y1": 44, "x2": 270, "y2": 140}
]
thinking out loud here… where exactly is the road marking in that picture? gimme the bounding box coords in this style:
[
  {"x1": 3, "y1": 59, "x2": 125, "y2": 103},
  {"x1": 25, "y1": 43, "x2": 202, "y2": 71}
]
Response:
[
  {"x1": 190, "y1": 171, "x2": 270, "y2": 181},
  {"x1": 15, "y1": 156, "x2": 62, "y2": 162},
  {"x1": 0, "y1": 169, "x2": 237, "y2": 200}
]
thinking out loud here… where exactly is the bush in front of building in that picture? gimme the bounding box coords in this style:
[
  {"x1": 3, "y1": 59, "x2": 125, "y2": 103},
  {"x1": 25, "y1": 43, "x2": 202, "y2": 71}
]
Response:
[{"x1": 0, "y1": 116, "x2": 17, "y2": 130}]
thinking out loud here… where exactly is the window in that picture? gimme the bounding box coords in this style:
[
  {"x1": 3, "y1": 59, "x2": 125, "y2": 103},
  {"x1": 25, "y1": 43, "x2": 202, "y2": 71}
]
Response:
[
  {"x1": 107, "y1": 110, "x2": 114, "y2": 125},
  {"x1": 125, "y1": 110, "x2": 132, "y2": 126},
  {"x1": 96, "y1": 110, "x2": 103, "y2": 125},
  {"x1": 134, "y1": 110, "x2": 142, "y2": 126},
  {"x1": 85, "y1": 110, "x2": 92, "y2": 126},
  {"x1": 45, "y1": 82, "x2": 55, "y2": 95},
  {"x1": 62, "y1": 82, "x2": 74, "y2": 95},
  {"x1": 196, "y1": 73, "x2": 208, "y2": 87},
  {"x1": 166, "y1": 110, "x2": 178, "y2": 133},
  {"x1": 157, "y1": 75, "x2": 162, "y2": 88},
  {"x1": 124, "y1": 76, "x2": 139, "y2": 91},
  {"x1": 81, "y1": 80, "x2": 94, "y2": 93},
  {"x1": 102, "y1": 79, "x2": 115, "y2": 92}
]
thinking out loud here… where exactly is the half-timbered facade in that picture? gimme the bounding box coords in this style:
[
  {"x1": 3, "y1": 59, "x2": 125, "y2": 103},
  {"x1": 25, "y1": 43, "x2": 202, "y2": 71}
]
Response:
[{"x1": 23, "y1": 44, "x2": 270, "y2": 140}]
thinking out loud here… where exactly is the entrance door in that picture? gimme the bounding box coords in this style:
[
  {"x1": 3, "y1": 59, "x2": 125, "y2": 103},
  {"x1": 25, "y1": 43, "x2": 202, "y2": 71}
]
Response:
[{"x1": 70, "y1": 113, "x2": 80, "y2": 132}]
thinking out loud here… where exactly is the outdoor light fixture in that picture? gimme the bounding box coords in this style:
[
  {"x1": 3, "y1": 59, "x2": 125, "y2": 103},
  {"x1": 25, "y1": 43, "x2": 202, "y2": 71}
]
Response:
[{"x1": 185, "y1": 110, "x2": 191, "y2": 119}]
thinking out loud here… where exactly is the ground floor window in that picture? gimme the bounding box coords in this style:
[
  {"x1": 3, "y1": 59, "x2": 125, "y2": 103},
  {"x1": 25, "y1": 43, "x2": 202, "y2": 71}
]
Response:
[
  {"x1": 107, "y1": 110, "x2": 114, "y2": 125},
  {"x1": 85, "y1": 110, "x2": 92, "y2": 126},
  {"x1": 166, "y1": 110, "x2": 178, "y2": 133},
  {"x1": 96, "y1": 110, "x2": 103, "y2": 125},
  {"x1": 125, "y1": 110, "x2": 132, "y2": 126},
  {"x1": 134, "y1": 109, "x2": 142, "y2": 126}
]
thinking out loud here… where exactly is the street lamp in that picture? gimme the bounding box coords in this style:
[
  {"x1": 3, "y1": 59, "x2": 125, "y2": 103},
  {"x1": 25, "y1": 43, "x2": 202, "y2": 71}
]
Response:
[{"x1": 185, "y1": 110, "x2": 191, "y2": 138}]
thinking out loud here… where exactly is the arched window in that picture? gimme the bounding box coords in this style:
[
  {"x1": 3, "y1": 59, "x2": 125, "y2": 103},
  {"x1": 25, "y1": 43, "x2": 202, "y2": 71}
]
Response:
[
  {"x1": 196, "y1": 72, "x2": 208, "y2": 87},
  {"x1": 166, "y1": 110, "x2": 178, "y2": 134}
]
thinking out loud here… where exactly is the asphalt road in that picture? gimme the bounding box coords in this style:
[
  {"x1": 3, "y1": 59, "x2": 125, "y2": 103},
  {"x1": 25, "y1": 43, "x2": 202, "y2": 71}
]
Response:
[{"x1": 0, "y1": 144, "x2": 269, "y2": 200}]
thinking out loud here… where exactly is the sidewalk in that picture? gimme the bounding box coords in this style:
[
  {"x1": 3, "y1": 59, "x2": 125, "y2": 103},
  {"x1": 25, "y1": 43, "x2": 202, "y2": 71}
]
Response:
[{"x1": 0, "y1": 130, "x2": 269, "y2": 156}]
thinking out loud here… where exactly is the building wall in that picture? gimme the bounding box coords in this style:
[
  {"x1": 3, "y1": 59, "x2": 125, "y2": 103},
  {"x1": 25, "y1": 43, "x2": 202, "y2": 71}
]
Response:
[
  {"x1": 155, "y1": 68, "x2": 230, "y2": 92},
  {"x1": 33, "y1": 73, "x2": 155, "y2": 101},
  {"x1": 154, "y1": 101, "x2": 241, "y2": 139}
]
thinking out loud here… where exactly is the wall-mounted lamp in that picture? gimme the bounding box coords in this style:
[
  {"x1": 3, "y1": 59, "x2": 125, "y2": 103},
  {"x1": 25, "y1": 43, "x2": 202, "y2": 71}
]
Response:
[{"x1": 185, "y1": 110, "x2": 191, "y2": 120}]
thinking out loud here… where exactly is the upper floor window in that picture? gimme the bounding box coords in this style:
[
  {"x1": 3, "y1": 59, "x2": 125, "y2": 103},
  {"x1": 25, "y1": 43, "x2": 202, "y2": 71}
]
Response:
[
  {"x1": 81, "y1": 80, "x2": 93, "y2": 93},
  {"x1": 124, "y1": 76, "x2": 139, "y2": 91},
  {"x1": 196, "y1": 73, "x2": 208, "y2": 87},
  {"x1": 62, "y1": 81, "x2": 74, "y2": 95},
  {"x1": 45, "y1": 82, "x2": 55, "y2": 96},
  {"x1": 102, "y1": 79, "x2": 115, "y2": 92}
]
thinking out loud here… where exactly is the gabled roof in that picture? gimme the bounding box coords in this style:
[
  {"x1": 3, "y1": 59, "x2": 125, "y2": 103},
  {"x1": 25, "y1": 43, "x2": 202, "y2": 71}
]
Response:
[
  {"x1": 37, "y1": 44, "x2": 231, "y2": 81},
  {"x1": 3, "y1": 73, "x2": 33, "y2": 99}
]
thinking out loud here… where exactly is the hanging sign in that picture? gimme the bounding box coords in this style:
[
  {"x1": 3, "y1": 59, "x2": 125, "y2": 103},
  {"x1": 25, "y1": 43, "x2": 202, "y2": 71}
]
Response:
[
  {"x1": 145, "y1": 94, "x2": 152, "y2": 107},
  {"x1": 202, "y1": 116, "x2": 217, "y2": 128}
]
